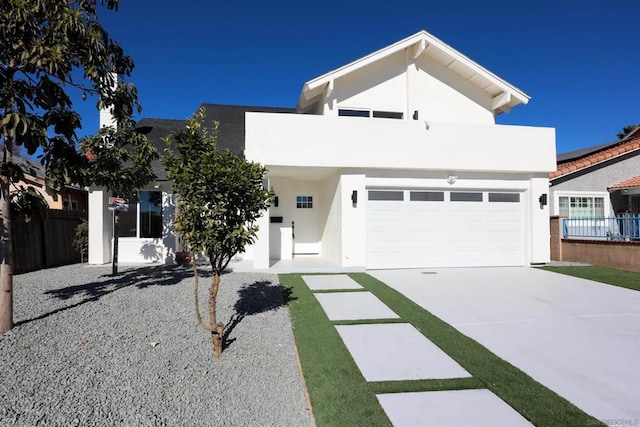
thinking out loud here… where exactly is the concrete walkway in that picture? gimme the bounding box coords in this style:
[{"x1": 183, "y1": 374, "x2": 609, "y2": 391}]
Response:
[
  {"x1": 370, "y1": 267, "x2": 640, "y2": 423},
  {"x1": 301, "y1": 274, "x2": 532, "y2": 426}
]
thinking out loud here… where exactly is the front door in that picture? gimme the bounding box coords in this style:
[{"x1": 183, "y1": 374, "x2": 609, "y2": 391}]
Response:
[{"x1": 292, "y1": 193, "x2": 319, "y2": 254}]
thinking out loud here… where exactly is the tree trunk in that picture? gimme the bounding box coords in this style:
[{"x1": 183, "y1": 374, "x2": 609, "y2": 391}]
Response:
[
  {"x1": 210, "y1": 269, "x2": 224, "y2": 358},
  {"x1": 0, "y1": 146, "x2": 13, "y2": 332}
]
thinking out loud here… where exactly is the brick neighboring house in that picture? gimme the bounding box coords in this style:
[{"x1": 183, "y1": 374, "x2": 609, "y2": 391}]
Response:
[{"x1": 549, "y1": 132, "x2": 640, "y2": 218}]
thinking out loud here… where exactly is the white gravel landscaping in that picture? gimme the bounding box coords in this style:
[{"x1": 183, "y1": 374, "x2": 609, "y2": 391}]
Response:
[{"x1": 0, "y1": 263, "x2": 312, "y2": 427}]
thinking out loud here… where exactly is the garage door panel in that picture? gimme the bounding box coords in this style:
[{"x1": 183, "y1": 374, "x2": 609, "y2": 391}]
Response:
[{"x1": 367, "y1": 189, "x2": 525, "y2": 268}]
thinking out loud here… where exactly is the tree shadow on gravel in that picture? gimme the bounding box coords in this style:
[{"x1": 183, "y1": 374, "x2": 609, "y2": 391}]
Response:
[
  {"x1": 223, "y1": 281, "x2": 296, "y2": 350},
  {"x1": 16, "y1": 265, "x2": 207, "y2": 327}
]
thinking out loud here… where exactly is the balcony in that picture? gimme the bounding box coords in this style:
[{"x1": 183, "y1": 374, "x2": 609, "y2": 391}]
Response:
[{"x1": 245, "y1": 112, "x2": 555, "y2": 174}]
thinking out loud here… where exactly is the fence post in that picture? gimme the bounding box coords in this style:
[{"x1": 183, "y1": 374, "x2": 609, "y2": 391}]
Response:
[{"x1": 550, "y1": 215, "x2": 566, "y2": 261}]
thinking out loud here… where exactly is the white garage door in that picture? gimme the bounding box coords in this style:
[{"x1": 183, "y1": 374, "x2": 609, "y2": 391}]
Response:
[{"x1": 366, "y1": 189, "x2": 525, "y2": 269}]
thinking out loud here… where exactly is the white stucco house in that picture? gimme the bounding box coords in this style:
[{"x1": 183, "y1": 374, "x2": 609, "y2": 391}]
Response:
[{"x1": 88, "y1": 30, "x2": 556, "y2": 270}]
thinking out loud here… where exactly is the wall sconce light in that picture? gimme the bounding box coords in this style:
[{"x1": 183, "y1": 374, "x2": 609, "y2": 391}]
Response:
[
  {"x1": 447, "y1": 176, "x2": 458, "y2": 185},
  {"x1": 539, "y1": 193, "x2": 548, "y2": 207},
  {"x1": 351, "y1": 190, "x2": 358, "y2": 206},
  {"x1": 413, "y1": 110, "x2": 419, "y2": 120},
  {"x1": 153, "y1": 181, "x2": 160, "y2": 189},
  {"x1": 273, "y1": 196, "x2": 279, "y2": 207}
]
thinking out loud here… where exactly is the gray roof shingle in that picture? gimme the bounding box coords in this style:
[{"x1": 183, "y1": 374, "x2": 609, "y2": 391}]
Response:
[{"x1": 137, "y1": 103, "x2": 294, "y2": 180}]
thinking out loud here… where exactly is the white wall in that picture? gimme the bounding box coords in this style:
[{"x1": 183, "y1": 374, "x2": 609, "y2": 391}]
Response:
[
  {"x1": 88, "y1": 187, "x2": 177, "y2": 265},
  {"x1": 318, "y1": 48, "x2": 495, "y2": 125},
  {"x1": 413, "y1": 53, "x2": 495, "y2": 124},
  {"x1": 340, "y1": 174, "x2": 367, "y2": 267},
  {"x1": 246, "y1": 113, "x2": 556, "y2": 174},
  {"x1": 318, "y1": 174, "x2": 342, "y2": 264},
  {"x1": 329, "y1": 50, "x2": 407, "y2": 116},
  {"x1": 528, "y1": 175, "x2": 551, "y2": 264},
  {"x1": 88, "y1": 188, "x2": 112, "y2": 264}
]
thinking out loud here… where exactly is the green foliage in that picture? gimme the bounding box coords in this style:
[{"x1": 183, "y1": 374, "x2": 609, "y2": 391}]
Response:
[
  {"x1": 10, "y1": 187, "x2": 47, "y2": 223},
  {"x1": 73, "y1": 219, "x2": 89, "y2": 260},
  {"x1": 0, "y1": 0, "x2": 158, "y2": 207},
  {"x1": 617, "y1": 124, "x2": 639, "y2": 140},
  {"x1": 164, "y1": 108, "x2": 272, "y2": 271}
]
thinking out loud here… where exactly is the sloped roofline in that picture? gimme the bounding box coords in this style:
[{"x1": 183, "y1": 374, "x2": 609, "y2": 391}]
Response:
[
  {"x1": 297, "y1": 30, "x2": 531, "y2": 114},
  {"x1": 549, "y1": 135, "x2": 640, "y2": 181}
]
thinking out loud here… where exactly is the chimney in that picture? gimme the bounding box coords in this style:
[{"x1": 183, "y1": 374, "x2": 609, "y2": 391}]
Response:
[{"x1": 98, "y1": 72, "x2": 120, "y2": 130}]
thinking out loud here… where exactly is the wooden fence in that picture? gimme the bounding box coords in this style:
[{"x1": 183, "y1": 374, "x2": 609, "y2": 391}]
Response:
[{"x1": 11, "y1": 209, "x2": 87, "y2": 274}]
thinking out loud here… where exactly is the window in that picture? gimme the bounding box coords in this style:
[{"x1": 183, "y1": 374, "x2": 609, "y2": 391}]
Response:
[
  {"x1": 63, "y1": 200, "x2": 78, "y2": 211},
  {"x1": 338, "y1": 109, "x2": 370, "y2": 118},
  {"x1": 410, "y1": 191, "x2": 444, "y2": 201},
  {"x1": 450, "y1": 192, "x2": 483, "y2": 202},
  {"x1": 118, "y1": 191, "x2": 163, "y2": 238},
  {"x1": 338, "y1": 109, "x2": 404, "y2": 119},
  {"x1": 296, "y1": 196, "x2": 313, "y2": 209},
  {"x1": 372, "y1": 111, "x2": 403, "y2": 119},
  {"x1": 558, "y1": 196, "x2": 605, "y2": 218},
  {"x1": 488, "y1": 193, "x2": 520, "y2": 203},
  {"x1": 368, "y1": 191, "x2": 404, "y2": 201}
]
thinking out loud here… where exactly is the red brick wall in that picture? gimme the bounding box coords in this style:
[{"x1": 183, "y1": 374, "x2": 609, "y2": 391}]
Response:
[
  {"x1": 561, "y1": 239, "x2": 640, "y2": 272},
  {"x1": 550, "y1": 216, "x2": 640, "y2": 271}
]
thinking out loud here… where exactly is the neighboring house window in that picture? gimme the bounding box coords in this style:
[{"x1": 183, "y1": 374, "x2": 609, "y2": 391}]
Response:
[
  {"x1": 558, "y1": 196, "x2": 605, "y2": 218},
  {"x1": 63, "y1": 200, "x2": 78, "y2": 211},
  {"x1": 296, "y1": 196, "x2": 313, "y2": 209},
  {"x1": 119, "y1": 191, "x2": 163, "y2": 238}
]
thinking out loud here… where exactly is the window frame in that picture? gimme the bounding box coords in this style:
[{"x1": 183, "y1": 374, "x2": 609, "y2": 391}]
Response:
[
  {"x1": 296, "y1": 195, "x2": 313, "y2": 209},
  {"x1": 554, "y1": 191, "x2": 609, "y2": 218},
  {"x1": 118, "y1": 190, "x2": 164, "y2": 239}
]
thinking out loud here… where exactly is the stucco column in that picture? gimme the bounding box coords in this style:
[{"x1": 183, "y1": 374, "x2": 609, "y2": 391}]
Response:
[
  {"x1": 529, "y1": 177, "x2": 551, "y2": 264},
  {"x1": 88, "y1": 188, "x2": 112, "y2": 264},
  {"x1": 253, "y1": 213, "x2": 270, "y2": 269},
  {"x1": 340, "y1": 174, "x2": 366, "y2": 267}
]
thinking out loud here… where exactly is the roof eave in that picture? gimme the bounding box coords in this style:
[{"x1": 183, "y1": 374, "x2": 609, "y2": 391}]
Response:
[{"x1": 298, "y1": 30, "x2": 531, "y2": 114}]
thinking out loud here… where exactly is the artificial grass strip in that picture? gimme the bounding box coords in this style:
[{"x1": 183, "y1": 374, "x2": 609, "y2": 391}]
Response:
[
  {"x1": 348, "y1": 273, "x2": 604, "y2": 427},
  {"x1": 332, "y1": 318, "x2": 405, "y2": 326},
  {"x1": 369, "y1": 377, "x2": 484, "y2": 395},
  {"x1": 538, "y1": 265, "x2": 640, "y2": 292},
  {"x1": 280, "y1": 274, "x2": 392, "y2": 427},
  {"x1": 311, "y1": 288, "x2": 367, "y2": 294}
]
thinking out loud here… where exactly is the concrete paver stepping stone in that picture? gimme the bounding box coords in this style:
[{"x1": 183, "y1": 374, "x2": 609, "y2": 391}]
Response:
[
  {"x1": 302, "y1": 274, "x2": 363, "y2": 290},
  {"x1": 335, "y1": 323, "x2": 470, "y2": 381},
  {"x1": 376, "y1": 389, "x2": 532, "y2": 426},
  {"x1": 315, "y1": 292, "x2": 399, "y2": 321}
]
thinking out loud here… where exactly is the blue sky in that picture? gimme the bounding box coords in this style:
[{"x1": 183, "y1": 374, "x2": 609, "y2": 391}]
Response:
[{"x1": 74, "y1": 0, "x2": 639, "y2": 155}]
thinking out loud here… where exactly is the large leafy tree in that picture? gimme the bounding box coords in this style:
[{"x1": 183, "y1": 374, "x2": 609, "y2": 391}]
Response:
[
  {"x1": 164, "y1": 108, "x2": 272, "y2": 358},
  {"x1": 0, "y1": 0, "x2": 157, "y2": 332}
]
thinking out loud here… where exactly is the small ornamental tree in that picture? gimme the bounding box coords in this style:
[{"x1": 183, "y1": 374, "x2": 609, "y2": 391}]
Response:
[{"x1": 164, "y1": 108, "x2": 271, "y2": 358}]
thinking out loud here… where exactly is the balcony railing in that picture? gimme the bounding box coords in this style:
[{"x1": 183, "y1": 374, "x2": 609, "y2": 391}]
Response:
[{"x1": 563, "y1": 215, "x2": 640, "y2": 240}]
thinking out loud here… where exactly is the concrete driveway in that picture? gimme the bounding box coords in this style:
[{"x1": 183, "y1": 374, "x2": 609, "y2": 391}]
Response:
[{"x1": 369, "y1": 267, "x2": 640, "y2": 424}]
